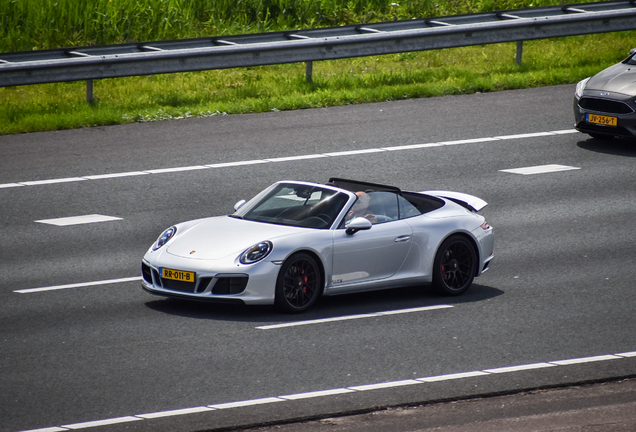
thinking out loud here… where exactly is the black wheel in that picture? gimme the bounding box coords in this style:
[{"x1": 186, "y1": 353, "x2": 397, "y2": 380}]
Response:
[
  {"x1": 432, "y1": 235, "x2": 477, "y2": 296},
  {"x1": 275, "y1": 253, "x2": 322, "y2": 313}
]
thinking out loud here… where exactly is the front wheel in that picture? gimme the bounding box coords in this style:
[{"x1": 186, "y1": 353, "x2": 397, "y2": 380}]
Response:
[
  {"x1": 275, "y1": 253, "x2": 322, "y2": 313},
  {"x1": 432, "y1": 235, "x2": 477, "y2": 296}
]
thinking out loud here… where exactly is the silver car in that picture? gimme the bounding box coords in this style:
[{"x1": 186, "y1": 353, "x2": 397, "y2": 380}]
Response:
[
  {"x1": 574, "y1": 48, "x2": 636, "y2": 140},
  {"x1": 141, "y1": 178, "x2": 494, "y2": 313}
]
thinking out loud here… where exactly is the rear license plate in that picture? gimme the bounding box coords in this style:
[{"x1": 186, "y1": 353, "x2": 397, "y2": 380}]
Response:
[
  {"x1": 586, "y1": 113, "x2": 617, "y2": 127},
  {"x1": 161, "y1": 268, "x2": 195, "y2": 282}
]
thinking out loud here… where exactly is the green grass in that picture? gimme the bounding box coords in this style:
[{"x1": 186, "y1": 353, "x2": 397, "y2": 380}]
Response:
[
  {"x1": 0, "y1": 0, "x2": 570, "y2": 52},
  {"x1": 1, "y1": 0, "x2": 634, "y2": 135}
]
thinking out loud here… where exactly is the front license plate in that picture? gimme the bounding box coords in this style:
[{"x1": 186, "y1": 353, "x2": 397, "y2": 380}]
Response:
[
  {"x1": 586, "y1": 113, "x2": 617, "y2": 127},
  {"x1": 161, "y1": 268, "x2": 195, "y2": 282}
]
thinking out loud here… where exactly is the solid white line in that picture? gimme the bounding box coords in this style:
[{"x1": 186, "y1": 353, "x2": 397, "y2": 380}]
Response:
[
  {"x1": 209, "y1": 397, "x2": 283, "y2": 409},
  {"x1": 549, "y1": 355, "x2": 622, "y2": 365},
  {"x1": 279, "y1": 388, "x2": 355, "y2": 400},
  {"x1": 20, "y1": 177, "x2": 87, "y2": 186},
  {"x1": 145, "y1": 165, "x2": 209, "y2": 174},
  {"x1": 15, "y1": 277, "x2": 142, "y2": 293},
  {"x1": 349, "y1": 379, "x2": 420, "y2": 391},
  {"x1": 256, "y1": 305, "x2": 453, "y2": 329},
  {"x1": 1, "y1": 129, "x2": 578, "y2": 189},
  {"x1": 62, "y1": 416, "x2": 141, "y2": 429},
  {"x1": 35, "y1": 214, "x2": 122, "y2": 226},
  {"x1": 417, "y1": 371, "x2": 490, "y2": 382},
  {"x1": 83, "y1": 171, "x2": 149, "y2": 180},
  {"x1": 18, "y1": 349, "x2": 634, "y2": 432},
  {"x1": 136, "y1": 406, "x2": 214, "y2": 419},
  {"x1": 483, "y1": 363, "x2": 557, "y2": 373}
]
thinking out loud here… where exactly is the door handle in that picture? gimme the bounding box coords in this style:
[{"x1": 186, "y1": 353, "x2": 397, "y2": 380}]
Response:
[{"x1": 394, "y1": 235, "x2": 411, "y2": 243}]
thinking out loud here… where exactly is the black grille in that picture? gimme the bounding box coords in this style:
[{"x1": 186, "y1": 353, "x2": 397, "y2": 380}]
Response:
[
  {"x1": 212, "y1": 276, "x2": 248, "y2": 295},
  {"x1": 142, "y1": 262, "x2": 153, "y2": 284},
  {"x1": 197, "y1": 277, "x2": 213, "y2": 293},
  {"x1": 579, "y1": 97, "x2": 634, "y2": 114},
  {"x1": 160, "y1": 278, "x2": 196, "y2": 293}
]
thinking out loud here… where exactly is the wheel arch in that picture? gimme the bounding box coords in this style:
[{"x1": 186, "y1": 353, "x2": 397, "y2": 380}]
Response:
[
  {"x1": 281, "y1": 248, "x2": 327, "y2": 294},
  {"x1": 436, "y1": 231, "x2": 481, "y2": 277}
]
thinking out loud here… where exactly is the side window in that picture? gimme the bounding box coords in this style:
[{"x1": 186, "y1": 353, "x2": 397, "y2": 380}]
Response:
[
  {"x1": 366, "y1": 191, "x2": 399, "y2": 224},
  {"x1": 398, "y1": 195, "x2": 422, "y2": 219}
]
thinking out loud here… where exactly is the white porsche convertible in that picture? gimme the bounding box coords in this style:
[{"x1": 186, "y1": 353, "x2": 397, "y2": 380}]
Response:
[{"x1": 141, "y1": 178, "x2": 494, "y2": 313}]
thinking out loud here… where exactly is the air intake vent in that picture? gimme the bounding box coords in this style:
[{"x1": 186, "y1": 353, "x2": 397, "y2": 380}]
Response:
[
  {"x1": 579, "y1": 97, "x2": 634, "y2": 114},
  {"x1": 212, "y1": 276, "x2": 249, "y2": 295}
]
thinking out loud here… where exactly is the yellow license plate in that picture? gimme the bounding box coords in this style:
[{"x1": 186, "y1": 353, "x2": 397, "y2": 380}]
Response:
[
  {"x1": 587, "y1": 113, "x2": 617, "y2": 127},
  {"x1": 162, "y1": 268, "x2": 195, "y2": 282}
]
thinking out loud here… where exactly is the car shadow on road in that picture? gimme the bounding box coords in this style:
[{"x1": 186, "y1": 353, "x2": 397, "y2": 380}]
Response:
[
  {"x1": 577, "y1": 137, "x2": 636, "y2": 157},
  {"x1": 143, "y1": 283, "x2": 504, "y2": 324}
]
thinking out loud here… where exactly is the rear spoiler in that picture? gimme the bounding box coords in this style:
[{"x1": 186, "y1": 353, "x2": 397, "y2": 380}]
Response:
[{"x1": 420, "y1": 191, "x2": 488, "y2": 212}]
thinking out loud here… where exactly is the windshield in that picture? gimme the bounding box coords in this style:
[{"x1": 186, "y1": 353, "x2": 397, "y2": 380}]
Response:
[{"x1": 241, "y1": 183, "x2": 349, "y2": 229}]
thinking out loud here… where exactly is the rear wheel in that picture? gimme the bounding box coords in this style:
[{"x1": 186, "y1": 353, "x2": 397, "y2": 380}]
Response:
[
  {"x1": 432, "y1": 235, "x2": 477, "y2": 296},
  {"x1": 275, "y1": 253, "x2": 322, "y2": 313}
]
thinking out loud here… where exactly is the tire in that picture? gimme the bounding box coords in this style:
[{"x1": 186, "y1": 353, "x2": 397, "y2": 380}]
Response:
[
  {"x1": 275, "y1": 252, "x2": 322, "y2": 313},
  {"x1": 432, "y1": 235, "x2": 477, "y2": 296}
]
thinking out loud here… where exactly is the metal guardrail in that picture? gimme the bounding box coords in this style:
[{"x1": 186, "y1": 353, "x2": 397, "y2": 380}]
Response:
[{"x1": 1, "y1": 0, "x2": 635, "y2": 101}]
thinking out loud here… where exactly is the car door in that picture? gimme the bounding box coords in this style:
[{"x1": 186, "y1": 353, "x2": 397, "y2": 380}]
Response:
[{"x1": 330, "y1": 219, "x2": 413, "y2": 287}]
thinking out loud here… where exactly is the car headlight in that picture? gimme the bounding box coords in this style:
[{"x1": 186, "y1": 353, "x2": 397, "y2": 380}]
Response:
[
  {"x1": 152, "y1": 226, "x2": 177, "y2": 251},
  {"x1": 240, "y1": 241, "x2": 273, "y2": 264},
  {"x1": 575, "y1": 77, "x2": 590, "y2": 99}
]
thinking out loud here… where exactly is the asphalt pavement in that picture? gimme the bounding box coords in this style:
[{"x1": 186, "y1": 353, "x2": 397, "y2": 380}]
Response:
[{"x1": 237, "y1": 379, "x2": 636, "y2": 432}]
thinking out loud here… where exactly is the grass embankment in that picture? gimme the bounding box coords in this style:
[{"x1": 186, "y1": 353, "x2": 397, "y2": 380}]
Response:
[{"x1": 1, "y1": 0, "x2": 634, "y2": 135}]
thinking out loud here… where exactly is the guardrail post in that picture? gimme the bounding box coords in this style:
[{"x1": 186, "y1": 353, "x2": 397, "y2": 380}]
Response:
[
  {"x1": 86, "y1": 79, "x2": 94, "y2": 104},
  {"x1": 516, "y1": 41, "x2": 523, "y2": 65},
  {"x1": 306, "y1": 61, "x2": 313, "y2": 83}
]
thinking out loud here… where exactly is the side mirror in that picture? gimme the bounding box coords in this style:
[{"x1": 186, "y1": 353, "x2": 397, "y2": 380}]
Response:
[
  {"x1": 234, "y1": 199, "x2": 246, "y2": 211},
  {"x1": 630, "y1": 47, "x2": 636, "y2": 56},
  {"x1": 345, "y1": 217, "x2": 372, "y2": 235}
]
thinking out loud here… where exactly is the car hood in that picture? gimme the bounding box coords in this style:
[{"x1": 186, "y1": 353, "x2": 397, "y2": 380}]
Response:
[
  {"x1": 587, "y1": 63, "x2": 636, "y2": 96},
  {"x1": 166, "y1": 216, "x2": 302, "y2": 260}
]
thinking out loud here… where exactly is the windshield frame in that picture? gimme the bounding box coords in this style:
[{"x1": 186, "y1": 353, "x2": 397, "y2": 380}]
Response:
[{"x1": 232, "y1": 181, "x2": 353, "y2": 229}]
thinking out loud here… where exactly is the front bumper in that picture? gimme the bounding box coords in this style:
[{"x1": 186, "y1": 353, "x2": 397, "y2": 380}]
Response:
[
  {"x1": 573, "y1": 96, "x2": 636, "y2": 139},
  {"x1": 141, "y1": 257, "x2": 280, "y2": 305}
]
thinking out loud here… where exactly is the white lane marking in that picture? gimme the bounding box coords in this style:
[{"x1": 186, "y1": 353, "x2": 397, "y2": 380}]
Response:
[
  {"x1": 83, "y1": 171, "x2": 149, "y2": 180},
  {"x1": 256, "y1": 305, "x2": 453, "y2": 329},
  {"x1": 61, "y1": 416, "x2": 142, "y2": 429},
  {"x1": 1, "y1": 129, "x2": 578, "y2": 189},
  {"x1": 499, "y1": 164, "x2": 581, "y2": 175},
  {"x1": 349, "y1": 379, "x2": 421, "y2": 391},
  {"x1": 279, "y1": 388, "x2": 356, "y2": 400},
  {"x1": 209, "y1": 397, "x2": 283, "y2": 409},
  {"x1": 14, "y1": 277, "x2": 141, "y2": 293},
  {"x1": 35, "y1": 214, "x2": 123, "y2": 226},
  {"x1": 137, "y1": 406, "x2": 214, "y2": 419},
  {"x1": 549, "y1": 354, "x2": 622, "y2": 365},
  {"x1": 20, "y1": 350, "x2": 636, "y2": 432},
  {"x1": 483, "y1": 363, "x2": 557, "y2": 373},
  {"x1": 417, "y1": 371, "x2": 490, "y2": 382},
  {"x1": 145, "y1": 165, "x2": 209, "y2": 174},
  {"x1": 20, "y1": 177, "x2": 88, "y2": 186}
]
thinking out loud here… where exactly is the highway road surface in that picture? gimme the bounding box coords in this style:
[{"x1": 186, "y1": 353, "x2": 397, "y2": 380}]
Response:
[{"x1": 1, "y1": 84, "x2": 635, "y2": 432}]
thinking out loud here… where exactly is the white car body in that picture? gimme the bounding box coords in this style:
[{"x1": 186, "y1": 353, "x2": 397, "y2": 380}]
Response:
[{"x1": 141, "y1": 179, "x2": 494, "y2": 312}]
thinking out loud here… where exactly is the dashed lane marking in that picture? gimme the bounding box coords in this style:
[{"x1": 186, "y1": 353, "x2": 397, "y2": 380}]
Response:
[
  {"x1": 35, "y1": 214, "x2": 122, "y2": 226},
  {"x1": 14, "y1": 277, "x2": 142, "y2": 293},
  {"x1": 0, "y1": 129, "x2": 580, "y2": 189},
  {"x1": 256, "y1": 305, "x2": 453, "y2": 329},
  {"x1": 499, "y1": 164, "x2": 581, "y2": 175}
]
